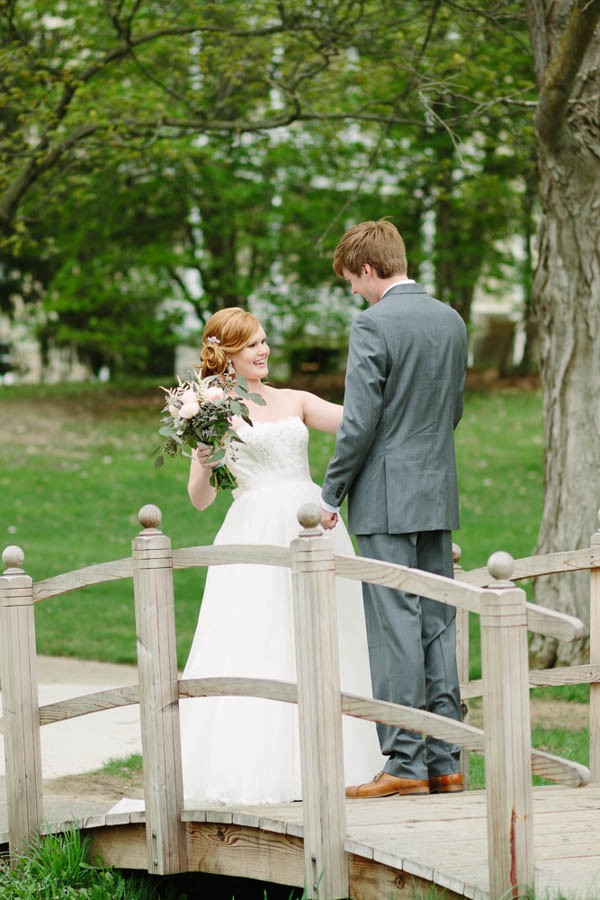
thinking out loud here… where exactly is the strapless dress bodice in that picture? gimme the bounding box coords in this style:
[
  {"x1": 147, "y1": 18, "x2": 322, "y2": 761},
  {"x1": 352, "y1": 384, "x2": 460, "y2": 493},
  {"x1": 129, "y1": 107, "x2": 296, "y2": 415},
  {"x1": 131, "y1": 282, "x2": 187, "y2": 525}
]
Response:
[{"x1": 226, "y1": 415, "x2": 312, "y2": 495}]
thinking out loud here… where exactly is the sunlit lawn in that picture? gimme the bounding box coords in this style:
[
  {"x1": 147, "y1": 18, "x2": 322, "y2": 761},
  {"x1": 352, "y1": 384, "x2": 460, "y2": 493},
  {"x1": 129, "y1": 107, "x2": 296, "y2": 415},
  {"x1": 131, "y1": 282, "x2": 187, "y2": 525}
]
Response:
[
  {"x1": 2, "y1": 378, "x2": 591, "y2": 781},
  {"x1": 1, "y1": 379, "x2": 544, "y2": 668}
]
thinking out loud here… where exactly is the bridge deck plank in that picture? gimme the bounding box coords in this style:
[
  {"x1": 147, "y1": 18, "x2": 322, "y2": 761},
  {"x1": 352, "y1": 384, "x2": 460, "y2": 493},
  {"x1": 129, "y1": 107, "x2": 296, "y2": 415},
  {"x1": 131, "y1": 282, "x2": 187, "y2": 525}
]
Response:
[{"x1": 2, "y1": 784, "x2": 599, "y2": 899}]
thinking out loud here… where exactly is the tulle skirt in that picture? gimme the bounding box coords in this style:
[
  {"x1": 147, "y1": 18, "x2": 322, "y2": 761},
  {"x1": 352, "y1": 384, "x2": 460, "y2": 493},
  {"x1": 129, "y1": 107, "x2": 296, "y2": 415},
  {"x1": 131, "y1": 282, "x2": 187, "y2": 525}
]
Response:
[{"x1": 179, "y1": 478, "x2": 384, "y2": 805}]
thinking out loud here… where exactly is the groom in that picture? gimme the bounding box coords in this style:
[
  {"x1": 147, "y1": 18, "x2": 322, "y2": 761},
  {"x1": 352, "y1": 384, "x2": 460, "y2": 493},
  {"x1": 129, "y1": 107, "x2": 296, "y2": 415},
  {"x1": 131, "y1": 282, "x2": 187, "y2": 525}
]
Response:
[{"x1": 320, "y1": 219, "x2": 468, "y2": 798}]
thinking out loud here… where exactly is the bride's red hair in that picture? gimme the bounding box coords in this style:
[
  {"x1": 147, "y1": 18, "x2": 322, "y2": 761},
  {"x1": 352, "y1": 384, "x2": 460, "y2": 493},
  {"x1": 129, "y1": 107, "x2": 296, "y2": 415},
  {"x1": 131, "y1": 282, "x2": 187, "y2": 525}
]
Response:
[{"x1": 199, "y1": 307, "x2": 261, "y2": 378}]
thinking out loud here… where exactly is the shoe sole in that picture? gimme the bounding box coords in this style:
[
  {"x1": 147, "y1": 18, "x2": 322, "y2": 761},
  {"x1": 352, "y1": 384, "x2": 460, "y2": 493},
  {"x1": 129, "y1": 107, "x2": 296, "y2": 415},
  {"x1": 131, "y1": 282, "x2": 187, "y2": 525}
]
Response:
[
  {"x1": 346, "y1": 787, "x2": 430, "y2": 799},
  {"x1": 430, "y1": 785, "x2": 464, "y2": 794}
]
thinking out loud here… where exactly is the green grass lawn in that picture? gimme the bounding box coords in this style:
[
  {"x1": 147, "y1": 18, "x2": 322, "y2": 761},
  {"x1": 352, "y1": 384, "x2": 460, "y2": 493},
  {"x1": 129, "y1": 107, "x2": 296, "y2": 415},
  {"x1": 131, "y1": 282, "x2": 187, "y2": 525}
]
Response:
[
  {"x1": 1, "y1": 378, "x2": 592, "y2": 799},
  {"x1": 1, "y1": 379, "x2": 544, "y2": 668}
]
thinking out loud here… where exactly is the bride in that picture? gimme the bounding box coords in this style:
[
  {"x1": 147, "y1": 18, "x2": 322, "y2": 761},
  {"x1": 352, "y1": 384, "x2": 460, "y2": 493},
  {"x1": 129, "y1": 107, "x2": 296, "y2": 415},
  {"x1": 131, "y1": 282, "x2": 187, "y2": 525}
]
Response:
[{"x1": 179, "y1": 307, "x2": 384, "y2": 805}]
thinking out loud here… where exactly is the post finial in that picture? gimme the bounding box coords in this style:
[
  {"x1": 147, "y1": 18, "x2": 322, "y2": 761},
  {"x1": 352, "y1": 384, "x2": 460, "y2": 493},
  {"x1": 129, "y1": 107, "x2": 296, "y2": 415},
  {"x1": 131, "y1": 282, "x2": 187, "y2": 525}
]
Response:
[
  {"x1": 452, "y1": 543, "x2": 462, "y2": 565},
  {"x1": 138, "y1": 504, "x2": 163, "y2": 531},
  {"x1": 487, "y1": 550, "x2": 515, "y2": 583},
  {"x1": 297, "y1": 502, "x2": 322, "y2": 535},
  {"x1": 2, "y1": 545, "x2": 25, "y2": 573}
]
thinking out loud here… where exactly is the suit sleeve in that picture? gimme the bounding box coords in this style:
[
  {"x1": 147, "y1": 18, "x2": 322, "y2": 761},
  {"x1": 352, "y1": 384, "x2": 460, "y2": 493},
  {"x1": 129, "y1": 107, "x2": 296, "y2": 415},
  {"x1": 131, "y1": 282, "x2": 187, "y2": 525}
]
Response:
[
  {"x1": 453, "y1": 322, "x2": 468, "y2": 428},
  {"x1": 321, "y1": 314, "x2": 387, "y2": 509}
]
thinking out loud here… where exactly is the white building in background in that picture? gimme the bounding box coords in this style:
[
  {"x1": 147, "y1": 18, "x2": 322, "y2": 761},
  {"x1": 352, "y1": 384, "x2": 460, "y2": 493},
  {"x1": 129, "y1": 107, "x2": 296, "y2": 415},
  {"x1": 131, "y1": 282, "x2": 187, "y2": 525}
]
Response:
[
  {"x1": 469, "y1": 286, "x2": 526, "y2": 373},
  {"x1": 0, "y1": 310, "x2": 92, "y2": 385}
]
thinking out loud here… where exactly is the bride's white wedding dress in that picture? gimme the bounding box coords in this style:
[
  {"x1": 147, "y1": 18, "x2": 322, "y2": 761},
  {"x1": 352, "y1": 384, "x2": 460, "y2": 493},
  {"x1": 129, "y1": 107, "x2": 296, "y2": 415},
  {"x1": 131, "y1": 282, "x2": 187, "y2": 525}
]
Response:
[
  {"x1": 111, "y1": 416, "x2": 383, "y2": 811},
  {"x1": 179, "y1": 415, "x2": 383, "y2": 805}
]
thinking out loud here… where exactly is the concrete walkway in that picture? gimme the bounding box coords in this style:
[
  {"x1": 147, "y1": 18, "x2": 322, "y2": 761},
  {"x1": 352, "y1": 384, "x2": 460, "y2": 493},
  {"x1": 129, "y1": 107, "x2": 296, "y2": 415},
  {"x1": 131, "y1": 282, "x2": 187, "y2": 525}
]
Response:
[
  {"x1": 0, "y1": 656, "x2": 142, "y2": 834},
  {"x1": 0, "y1": 656, "x2": 142, "y2": 780}
]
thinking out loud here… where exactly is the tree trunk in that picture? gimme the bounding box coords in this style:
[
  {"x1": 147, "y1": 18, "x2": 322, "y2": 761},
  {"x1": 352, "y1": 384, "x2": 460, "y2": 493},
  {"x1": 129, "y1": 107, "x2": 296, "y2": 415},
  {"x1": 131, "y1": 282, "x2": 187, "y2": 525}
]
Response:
[
  {"x1": 516, "y1": 171, "x2": 538, "y2": 376},
  {"x1": 530, "y1": 149, "x2": 600, "y2": 665},
  {"x1": 527, "y1": 0, "x2": 600, "y2": 667}
]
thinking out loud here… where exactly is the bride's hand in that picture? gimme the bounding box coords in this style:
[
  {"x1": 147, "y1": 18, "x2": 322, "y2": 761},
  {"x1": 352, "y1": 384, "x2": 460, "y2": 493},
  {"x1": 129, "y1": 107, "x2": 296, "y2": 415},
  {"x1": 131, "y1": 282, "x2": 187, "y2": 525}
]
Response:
[{"x1": 195, "y1": 444, "x2": 221, "y2": 470}]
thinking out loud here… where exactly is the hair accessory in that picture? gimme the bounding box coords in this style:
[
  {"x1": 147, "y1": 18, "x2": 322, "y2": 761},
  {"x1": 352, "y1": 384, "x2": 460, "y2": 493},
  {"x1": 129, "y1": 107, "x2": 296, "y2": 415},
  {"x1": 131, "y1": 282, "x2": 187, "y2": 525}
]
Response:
[{"x1": 206, "y1": 336, "x2": 221, "y2": 345}]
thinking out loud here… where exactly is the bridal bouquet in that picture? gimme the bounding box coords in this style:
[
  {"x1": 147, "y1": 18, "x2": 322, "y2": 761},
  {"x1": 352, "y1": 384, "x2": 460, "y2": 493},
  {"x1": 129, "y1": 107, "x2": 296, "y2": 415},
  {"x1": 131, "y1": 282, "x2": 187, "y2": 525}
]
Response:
[{"x1": 154, "y1": 371, "x2": 263, "y2": 491}]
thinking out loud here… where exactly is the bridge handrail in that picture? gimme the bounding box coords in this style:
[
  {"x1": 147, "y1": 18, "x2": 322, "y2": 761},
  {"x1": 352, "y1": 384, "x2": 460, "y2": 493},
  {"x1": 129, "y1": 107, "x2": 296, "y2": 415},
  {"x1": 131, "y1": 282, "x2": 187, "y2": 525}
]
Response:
[
  {"x1": 31, "y1": 547, "x2": 293, "y2": 602},
  {"x1": 461, "y1": 545, "x2": 600, "y2": 584},
  {"x1": 30, "y1": 546, "x2": 585, "y2": 643},
  {"x1": 11, "y1": 676, "x2": 587, "y2": 790},
  {"x1": 335, "y1": 553, "x2": 585, "y2": 641}
]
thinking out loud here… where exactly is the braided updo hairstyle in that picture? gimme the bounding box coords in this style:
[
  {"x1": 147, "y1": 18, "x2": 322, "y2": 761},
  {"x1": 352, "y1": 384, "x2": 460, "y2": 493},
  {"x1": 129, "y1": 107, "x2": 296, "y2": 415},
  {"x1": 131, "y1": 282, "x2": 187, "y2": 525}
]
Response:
[{"x1": 199, "y1": 307, "x2": 261, "y2": 378}]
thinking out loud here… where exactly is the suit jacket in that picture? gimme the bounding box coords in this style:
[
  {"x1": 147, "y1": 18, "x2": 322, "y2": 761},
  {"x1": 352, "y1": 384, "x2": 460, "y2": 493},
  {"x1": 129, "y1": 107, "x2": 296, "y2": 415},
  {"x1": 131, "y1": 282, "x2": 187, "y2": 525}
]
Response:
[{"x1": 321, "y1": 282, "x2": 468, "y2": 535}]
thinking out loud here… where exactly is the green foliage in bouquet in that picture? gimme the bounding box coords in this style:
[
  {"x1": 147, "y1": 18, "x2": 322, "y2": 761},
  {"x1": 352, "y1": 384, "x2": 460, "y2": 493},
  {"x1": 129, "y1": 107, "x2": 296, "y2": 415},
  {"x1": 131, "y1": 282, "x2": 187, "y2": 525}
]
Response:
[{"x1": 154, "y1": 372, "x2": 265, "y2": 491}]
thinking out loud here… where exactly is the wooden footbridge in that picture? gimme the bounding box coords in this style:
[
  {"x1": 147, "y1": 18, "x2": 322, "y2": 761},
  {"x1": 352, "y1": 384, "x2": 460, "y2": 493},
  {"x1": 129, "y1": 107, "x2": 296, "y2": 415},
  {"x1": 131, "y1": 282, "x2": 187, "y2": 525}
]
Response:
[{"x1": 1, "y1": 503, "x2": 599, "y2": 899}]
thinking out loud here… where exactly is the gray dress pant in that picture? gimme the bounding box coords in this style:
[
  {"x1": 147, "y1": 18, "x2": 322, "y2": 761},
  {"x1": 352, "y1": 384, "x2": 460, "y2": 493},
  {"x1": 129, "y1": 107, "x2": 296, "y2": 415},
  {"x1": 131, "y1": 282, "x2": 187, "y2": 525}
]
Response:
[{"x1": 356, "y1": 530, "x2": 461, "y2": 780}]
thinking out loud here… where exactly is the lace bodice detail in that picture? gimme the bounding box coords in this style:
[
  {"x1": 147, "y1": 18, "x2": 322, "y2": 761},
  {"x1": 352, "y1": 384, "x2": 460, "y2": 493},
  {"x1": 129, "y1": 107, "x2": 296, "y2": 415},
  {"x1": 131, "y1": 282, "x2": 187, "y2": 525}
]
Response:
[{"x1": 226, "y1": 416, "x2": 312, "y2": 494}]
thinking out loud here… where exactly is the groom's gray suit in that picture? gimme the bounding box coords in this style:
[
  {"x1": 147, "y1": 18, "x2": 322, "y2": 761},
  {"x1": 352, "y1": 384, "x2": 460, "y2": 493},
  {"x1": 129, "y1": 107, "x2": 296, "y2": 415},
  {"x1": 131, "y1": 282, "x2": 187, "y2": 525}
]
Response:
[{"x1": 321, "y1": 282, "x2": 468, "y2": 780}]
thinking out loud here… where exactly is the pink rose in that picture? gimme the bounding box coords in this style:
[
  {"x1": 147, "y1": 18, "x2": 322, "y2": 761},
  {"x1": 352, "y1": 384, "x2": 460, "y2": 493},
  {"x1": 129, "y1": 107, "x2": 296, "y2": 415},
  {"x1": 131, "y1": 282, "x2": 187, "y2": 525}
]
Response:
[{"x1": 202, "y1": 385, "x2": 225, "y2": 404}]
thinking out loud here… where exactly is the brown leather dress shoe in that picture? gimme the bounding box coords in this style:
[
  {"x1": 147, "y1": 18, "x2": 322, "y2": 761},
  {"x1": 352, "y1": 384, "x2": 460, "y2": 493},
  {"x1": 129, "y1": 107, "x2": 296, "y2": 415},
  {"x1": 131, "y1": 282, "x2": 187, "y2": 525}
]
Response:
[
  {"x1": 346, "y1": 771, "x2": 430, "y2": 799},
  {"x1": 429, "y1": 772, "x2": 464, "y2": 793}
]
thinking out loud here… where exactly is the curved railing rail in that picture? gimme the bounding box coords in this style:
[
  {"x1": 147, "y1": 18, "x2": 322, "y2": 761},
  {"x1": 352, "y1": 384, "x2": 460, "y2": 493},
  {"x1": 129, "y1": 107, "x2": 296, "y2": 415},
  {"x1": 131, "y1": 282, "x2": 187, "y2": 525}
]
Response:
[{"x1": 1, "y1": 502, "x2": 598, "y2": 900}]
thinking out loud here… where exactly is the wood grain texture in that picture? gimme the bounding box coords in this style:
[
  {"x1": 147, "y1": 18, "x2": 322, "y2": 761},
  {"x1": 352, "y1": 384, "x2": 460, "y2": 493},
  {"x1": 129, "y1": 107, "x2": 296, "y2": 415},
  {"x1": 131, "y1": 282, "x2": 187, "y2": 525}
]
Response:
[
  {"x1": 185, "y1": 822, "x2": 304, "y2": 885},
  {"x1": 480, "y1": 585, "x2": 535, "y2": 897},
  {"x1": 291, "y1": 532, "x2": 348, "y2": 900},
  {"x1": 132, "y1": 526, "x2": 187, "y2": 875},
  {"x1": 25, "y1": 784, "x2": 600, "y2": 900},
  {"x1": 32, "y1": 558, "x2": 133, "y2": 602},
  {"x1": 463, "y1": 547, "x2": 596, "y2": 584},
  {"x1": 35, "y1": 685, "x2": 140, "y2": 727},
  {"x1": 0, "y1": 567, "x2": 43, "y2": 857},
  {"x1": 334, "y1": 552, "x2": 483, "y2": 612},
  {"x1": 173, "y1": 544, "x2": 291, "y2": 569}
]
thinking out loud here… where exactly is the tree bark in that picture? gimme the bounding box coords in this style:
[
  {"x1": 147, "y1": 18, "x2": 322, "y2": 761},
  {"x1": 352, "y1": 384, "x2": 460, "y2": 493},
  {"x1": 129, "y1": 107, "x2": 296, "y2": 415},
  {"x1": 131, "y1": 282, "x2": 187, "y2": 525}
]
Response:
[{"x1": 527, "y1": 0, "x2": 600, "y2": 666}]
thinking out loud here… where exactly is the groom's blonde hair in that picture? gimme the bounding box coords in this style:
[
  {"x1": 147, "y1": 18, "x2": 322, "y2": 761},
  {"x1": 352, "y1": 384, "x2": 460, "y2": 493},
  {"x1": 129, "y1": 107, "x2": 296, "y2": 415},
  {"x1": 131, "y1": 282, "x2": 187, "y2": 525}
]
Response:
[
  {"x1": 333, "y1": 219, "x2": 407, "y2": 278},
  {"x1": 199, "y1": 307, "x2": 261, "y2": 378}
]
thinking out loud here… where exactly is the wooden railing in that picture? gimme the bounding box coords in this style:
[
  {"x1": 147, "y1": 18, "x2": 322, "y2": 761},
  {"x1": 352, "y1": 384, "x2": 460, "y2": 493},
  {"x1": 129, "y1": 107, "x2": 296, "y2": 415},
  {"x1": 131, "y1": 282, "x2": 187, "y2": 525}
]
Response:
[
  {"x1": 454, "y1": 516, "x2": 600, "y2": 785},
  {"x1": 0, "y1": 503, "x2": 596, "y2": 900}
]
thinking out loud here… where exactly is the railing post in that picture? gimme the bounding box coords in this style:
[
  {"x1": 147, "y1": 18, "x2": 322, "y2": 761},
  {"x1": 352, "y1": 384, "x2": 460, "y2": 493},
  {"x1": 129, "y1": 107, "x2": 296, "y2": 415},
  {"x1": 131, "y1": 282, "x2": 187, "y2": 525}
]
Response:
[
  {"x1": 590, "y1": 511, "x2": 600, "y2": 782},
  {"x1": 132, "y1": 505, "x2": 187, "y2": 875},
  {"x1": 453, "y1": 542, "x2": 470, "y2": 790},
  {"x1": 291, "y1": 504, "x2": 348, "y2": 900},
  {"x1": 480, "y1": 551, "x2": 534, "y2": 899},
  {"x1": 0, "y1": 546, "x2": 43, "y2": 859}
]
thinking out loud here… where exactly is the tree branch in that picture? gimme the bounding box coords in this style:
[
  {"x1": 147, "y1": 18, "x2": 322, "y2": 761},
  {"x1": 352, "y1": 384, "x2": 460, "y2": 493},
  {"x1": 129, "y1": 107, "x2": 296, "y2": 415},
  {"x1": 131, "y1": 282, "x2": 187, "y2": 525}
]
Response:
[
  {"x1": 526, "y1": 0, "x2": 549, "y2": 84},
  {"x1": 445, "y1": 0, "x2": 530, "y2": 51},
  {"x1": 534, "y1": 0, "x2": 600, "y2": 149},
  {"x1": 0, "y1": 123, "x2": 101, "y2": 231}
]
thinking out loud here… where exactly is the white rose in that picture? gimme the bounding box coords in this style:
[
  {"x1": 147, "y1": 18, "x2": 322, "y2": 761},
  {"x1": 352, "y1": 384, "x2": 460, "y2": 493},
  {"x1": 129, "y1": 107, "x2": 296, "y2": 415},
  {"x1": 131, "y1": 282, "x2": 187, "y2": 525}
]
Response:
[
  {"x1": 179, "y1": 400, "x2": 200, "y2": 419},
  {"x1": 180, "y1": 387, "x2": 198, "y2": 405}
]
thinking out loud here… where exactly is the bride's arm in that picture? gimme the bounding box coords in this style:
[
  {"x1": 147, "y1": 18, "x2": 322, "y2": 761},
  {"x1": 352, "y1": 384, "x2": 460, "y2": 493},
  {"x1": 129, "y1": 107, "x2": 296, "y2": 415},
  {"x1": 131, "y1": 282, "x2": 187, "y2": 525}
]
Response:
[
  {"x1": 300, "y1": 391, "x2": 343, "y2": 434},
  {"x1": 188, "y1": 447, "x2": 218, "y2": 510}
]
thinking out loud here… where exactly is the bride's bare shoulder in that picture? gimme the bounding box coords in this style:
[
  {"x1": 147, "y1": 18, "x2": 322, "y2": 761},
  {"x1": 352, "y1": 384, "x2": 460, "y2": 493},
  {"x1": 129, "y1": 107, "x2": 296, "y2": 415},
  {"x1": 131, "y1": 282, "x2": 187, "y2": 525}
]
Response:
[
  {"x1": 266, "y1": 385, "x2": 297, "y2": 399},
  {"x1": 263, "y1": 385, "x2": 305, "y2": 414}
]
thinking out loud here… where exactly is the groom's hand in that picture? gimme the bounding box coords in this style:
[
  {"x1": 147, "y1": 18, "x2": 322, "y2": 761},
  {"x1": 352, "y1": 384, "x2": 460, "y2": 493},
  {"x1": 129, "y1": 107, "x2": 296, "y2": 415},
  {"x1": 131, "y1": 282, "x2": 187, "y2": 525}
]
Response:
[{"x1": 320, "y1": 508, "x2": 338, "y2": 530}]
